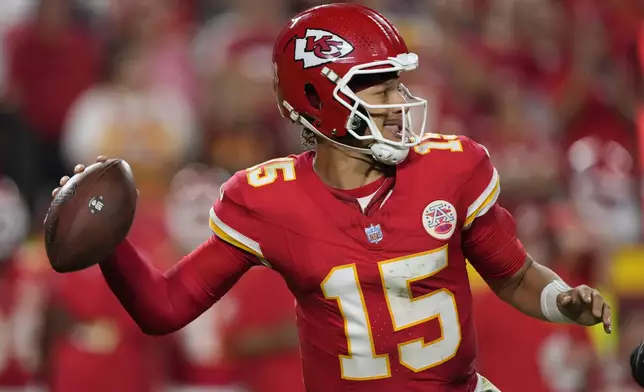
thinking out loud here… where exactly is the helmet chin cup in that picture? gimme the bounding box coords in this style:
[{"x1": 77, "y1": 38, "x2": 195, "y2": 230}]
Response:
[{"x1": 370, "y1": 142, "x2": 409, "y2": 165}]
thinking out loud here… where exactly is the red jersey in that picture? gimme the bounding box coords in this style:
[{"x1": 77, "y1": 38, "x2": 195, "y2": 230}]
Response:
[
  {"x1": 172, "y1": 265, "x2": 302, "y2": 390},
  {"x1": 0, "y1": 256, "x2": 47, "y2": 387},
  {"x1": 172, "y1": 290, "x2": 240, "y2": 386},
  {"x1": 226, "y1": 267, "x2": 304, "y2": 392},
  {"x1": 48, "y1": 267, "x2": 162, "y2": 392},
  {"x1": 208, "y1": 134, "x2": 526, "y2": 392}
]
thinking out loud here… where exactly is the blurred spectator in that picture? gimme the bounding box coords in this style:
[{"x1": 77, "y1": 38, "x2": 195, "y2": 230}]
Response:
[
  {"x1": 474, "y1": 201, "x2": 599, "y2": 392},
  {"x1": 591, "y1": 245, "x2": 644, "y2": 391},
  {"x1": 61, "y1": 35, "x2": 198, "y2": 187},
  {"x1": 0, "y1": 178, "x2": 42, "y2": 390},
  {"x1": 194, "y1": 0, "x2": 300, "y2": 170},
  {"x1": 42, "y1": 266, "x2": 165, "y2": 392},
  {"x1": 164, "y1": 164, "x2": 230, "y2": 254},
  {"x1": 561, "y1": 118, "x2": 639, "y2": 245},
  {"x1": 164, "y1": 164, "x2": 244, "y2": 392},
  {"x1": 4, "y1": 0, "x2": 101, "y2": 214},
  {"x1": 556, "y1": 3, "x2": 640, "y2": 246},
  {"x1": 474, "y1": 287, "x2": 595, "y2": 392},
  {"x1": 114, "y1": 0, "x2": 198, "y2": 104},
  {"x1": 171, "y1": 294, "x2": 243, "y2": 392},
  {"x1": 0, "y1": 178, "x2": 29, "y2": 262},
  {"x1": 607, "y1": 311, "x2": 644, "y2": 392},
  {"x1": 224, "y1": 268, "x2": 304, "y2": 392},
  {"x1": 0, "y1": 0, "x2": 36, "y2": 96}
]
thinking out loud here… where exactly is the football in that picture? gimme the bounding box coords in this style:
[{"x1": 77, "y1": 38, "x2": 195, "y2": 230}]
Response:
[{"x1": 44, "y1": 159, "x2": 137, "y2": 273}]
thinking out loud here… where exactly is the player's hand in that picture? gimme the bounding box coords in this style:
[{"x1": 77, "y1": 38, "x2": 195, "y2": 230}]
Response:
[
  {"x1": 51, "y1": 156, "x2": 108, "y2": 198},
  {"x1": 557, "y1": 285, "x2": 612, "y2": 334}
]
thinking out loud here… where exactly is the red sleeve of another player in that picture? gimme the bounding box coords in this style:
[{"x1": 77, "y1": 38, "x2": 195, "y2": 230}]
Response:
[{"x1": 459, "y1": 138, "x2": 527, "y2": 281}]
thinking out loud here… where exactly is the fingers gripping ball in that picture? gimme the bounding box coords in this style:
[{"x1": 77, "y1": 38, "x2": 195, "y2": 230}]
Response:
[{"x1": 44, "y1": 159, "x2": 137, "y2": 272}]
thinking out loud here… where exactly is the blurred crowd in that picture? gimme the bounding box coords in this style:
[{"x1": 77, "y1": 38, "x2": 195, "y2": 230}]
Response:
[{"x1": 0, "y1": 0, "x2": 642, "y2": 391}]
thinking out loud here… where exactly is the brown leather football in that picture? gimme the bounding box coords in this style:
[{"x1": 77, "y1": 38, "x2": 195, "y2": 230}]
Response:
[{"x1": 44, "y1": 159, "x2": 137, "y2": 273}]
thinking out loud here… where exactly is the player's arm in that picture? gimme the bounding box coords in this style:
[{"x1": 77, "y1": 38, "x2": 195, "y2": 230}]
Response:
[
  {"x1": 462, "y1": 206, "x2": 555, "y2": 320},
  {"x1": 100, "y1": 177, "x2": 266, "y2": 335},
  {"x1": 99, "y1": 171, "x2": 269, "y2": 335},
  {"x1": 54, "y1": 160, "x2": 266, "y2": 336},
  {"x1": 99, "y1": 235, "x2": 255, "y2": 335},
  {"x1": 460, "y1": 138, "x2": 612, "y2": 333}
]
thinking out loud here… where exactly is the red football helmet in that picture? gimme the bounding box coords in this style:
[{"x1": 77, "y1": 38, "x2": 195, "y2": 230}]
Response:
[{"x1": 272, "y1": 3, "x2": 427, "y2": 165}]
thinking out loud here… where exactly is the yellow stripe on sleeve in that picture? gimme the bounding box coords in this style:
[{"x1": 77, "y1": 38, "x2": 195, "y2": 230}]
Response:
[
  {"x1": 464, "y1": 177, "x2": 500, "y2": 228},
  {"x1": 209, "y1": 218, "x2": 263, "y2": 259}
]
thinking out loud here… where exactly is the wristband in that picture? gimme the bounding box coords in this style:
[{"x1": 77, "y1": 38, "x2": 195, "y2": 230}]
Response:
[{"x1": 540, "y1": 280, "x2": 573, "y2": 323}]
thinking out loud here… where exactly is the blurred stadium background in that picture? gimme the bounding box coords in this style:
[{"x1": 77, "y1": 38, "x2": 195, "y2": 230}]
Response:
[{"x1": 0, "y1": 0, "x2": 642, "y2": 391}]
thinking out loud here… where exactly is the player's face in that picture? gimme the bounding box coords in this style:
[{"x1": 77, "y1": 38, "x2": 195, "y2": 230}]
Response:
[{"x1": 355, "y1": 77, "x2": 406, "y2": 143}]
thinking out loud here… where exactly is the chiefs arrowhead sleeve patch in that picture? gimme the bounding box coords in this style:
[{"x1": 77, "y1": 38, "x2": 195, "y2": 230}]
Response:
[
  {"x1": 461, "y1": 142, "x2": 501, "y2": 229},
  {"x1": 209, "y1": 177, "x2": 268, "y2": 265}
]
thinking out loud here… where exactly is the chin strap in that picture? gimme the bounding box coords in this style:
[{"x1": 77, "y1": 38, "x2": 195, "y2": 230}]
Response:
[{"x1": 370, "y1": 142, "x2": 409, "y2": 165}]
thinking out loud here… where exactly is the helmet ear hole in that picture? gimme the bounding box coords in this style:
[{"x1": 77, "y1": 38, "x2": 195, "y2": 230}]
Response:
[
  {"x1": 350, "y1": 106, "x2": 369, "y2": 136},
  {"x1": 305, "y1": 83, "x2": 322, "y2": 110}
]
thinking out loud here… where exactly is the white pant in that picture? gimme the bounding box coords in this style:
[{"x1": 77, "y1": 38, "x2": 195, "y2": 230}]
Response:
[{"x1": 475, "y1": 374, "x2": 501, "y2": 392}]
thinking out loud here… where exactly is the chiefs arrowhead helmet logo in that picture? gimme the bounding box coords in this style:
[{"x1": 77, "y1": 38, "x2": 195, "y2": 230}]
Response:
[{"x1": 294, "y1": 29, "x2": 354, "y2": 69}]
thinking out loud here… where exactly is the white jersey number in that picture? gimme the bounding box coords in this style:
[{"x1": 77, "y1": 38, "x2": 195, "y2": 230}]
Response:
[
  {"x1": 321, "y1": 246, "x2": 461, "y2": 380},
  {"x1": 414, "y1": 133, "x2": 463, "y2": 154},
  {"x1": 246, "y1": 158, "x2": 296, "y2": 188}
]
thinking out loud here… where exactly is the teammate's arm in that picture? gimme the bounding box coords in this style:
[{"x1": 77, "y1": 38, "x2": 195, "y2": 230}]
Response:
[{"x1": 460, "y1": 138, "x2": 612, "y2": 333}]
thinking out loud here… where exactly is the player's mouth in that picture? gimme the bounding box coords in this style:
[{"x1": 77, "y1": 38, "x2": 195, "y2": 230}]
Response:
[{"x1": 383, "y1": 120, "x2": 403, "y2": 139}]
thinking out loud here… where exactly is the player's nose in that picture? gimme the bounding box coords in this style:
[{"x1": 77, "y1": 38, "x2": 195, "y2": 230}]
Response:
[{"x1": 388, "y1": 107, "x2": 403, "y2": 121}]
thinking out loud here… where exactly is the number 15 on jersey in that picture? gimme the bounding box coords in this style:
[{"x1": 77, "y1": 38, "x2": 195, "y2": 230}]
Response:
[{"x1": 321, "y1": 246, "x2": 462, "y2": 380}]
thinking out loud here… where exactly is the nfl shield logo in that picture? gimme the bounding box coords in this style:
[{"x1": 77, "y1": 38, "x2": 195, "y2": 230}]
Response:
[{"x1": 364, "y1": 224, "x2": 383, "y2": 244}]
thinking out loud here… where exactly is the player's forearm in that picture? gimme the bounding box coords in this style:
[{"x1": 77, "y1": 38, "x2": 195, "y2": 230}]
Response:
[
  {"x1": 491, "y1": 255, "x2": 563, "y2": 321},
  {"x1": 99, "y1": 240, "x2": 212, "y2": 335},
  {"x1": 100, "y1": 236, "x2": 254, "y2": 335}
]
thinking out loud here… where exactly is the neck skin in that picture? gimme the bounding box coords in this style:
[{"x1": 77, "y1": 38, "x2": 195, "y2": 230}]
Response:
[{"x1": 313, "y1": 141, "x2": 384, "y2": 190}]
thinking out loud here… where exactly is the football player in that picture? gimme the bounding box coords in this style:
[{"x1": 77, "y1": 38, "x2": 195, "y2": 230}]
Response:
[{"x1": 53, "y1": 4, "x2": 612, "y2": 392}]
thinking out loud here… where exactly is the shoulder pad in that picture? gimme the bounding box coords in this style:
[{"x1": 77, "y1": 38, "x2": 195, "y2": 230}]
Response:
[
  {"x1": 209, "y1": 157, "x2": 299, "y2": 262},
  {"x1": 411, "y1": 133, "x2": 499, "y2": 228},
  {"x1": 412, "y1": 133, "x2": 489, "y2": 166}
]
